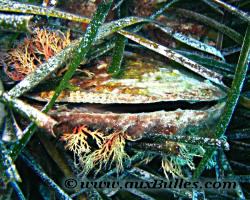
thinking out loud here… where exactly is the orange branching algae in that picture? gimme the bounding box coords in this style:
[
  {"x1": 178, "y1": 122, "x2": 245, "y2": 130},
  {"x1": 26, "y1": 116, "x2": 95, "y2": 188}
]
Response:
[
  {"x1": 61, "y1": 125, "x2": 104, "y2": 155},
  {"x1": 3, "y1": 29, "x2": 71, "y2": 81},
  {"x1": 61, "y1": 125, "x2": 134, "y2": 176}
]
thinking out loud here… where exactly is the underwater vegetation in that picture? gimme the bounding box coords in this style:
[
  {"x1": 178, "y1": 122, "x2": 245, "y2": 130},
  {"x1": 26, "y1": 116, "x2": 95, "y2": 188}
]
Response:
[
  {"x1": 0, "y1": 0, "x2": 249, "y2": 199},
  {"x1": 2, "y1": 29, "x2": 71, "y2": 81}
]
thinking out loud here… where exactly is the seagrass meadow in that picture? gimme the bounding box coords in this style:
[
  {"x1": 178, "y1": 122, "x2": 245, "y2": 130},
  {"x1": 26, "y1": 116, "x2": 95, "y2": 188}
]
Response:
[{"x1": 0, "y1": 0, "x2": 249, "y2": 199}]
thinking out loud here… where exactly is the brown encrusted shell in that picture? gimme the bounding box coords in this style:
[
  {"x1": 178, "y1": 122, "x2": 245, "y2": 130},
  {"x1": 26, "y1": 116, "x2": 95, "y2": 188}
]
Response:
[
  {"x1": 29, "y1": 56, "x2": 226, "y2": 103},
  {"x1": 52, "y1": 103, "x2": 225, "y2": 139}
]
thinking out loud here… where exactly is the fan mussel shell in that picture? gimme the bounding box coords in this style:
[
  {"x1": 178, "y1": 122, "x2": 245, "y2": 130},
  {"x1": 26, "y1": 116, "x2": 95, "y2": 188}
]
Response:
[{"x1": 29, "y1": 55, "x2": 226, "y2": 138}]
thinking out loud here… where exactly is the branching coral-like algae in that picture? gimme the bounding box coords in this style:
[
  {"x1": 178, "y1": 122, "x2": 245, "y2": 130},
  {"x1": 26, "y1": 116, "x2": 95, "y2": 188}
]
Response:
[{"x1": 2, "y1": 29, "x2": 71, "y2": 81}]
